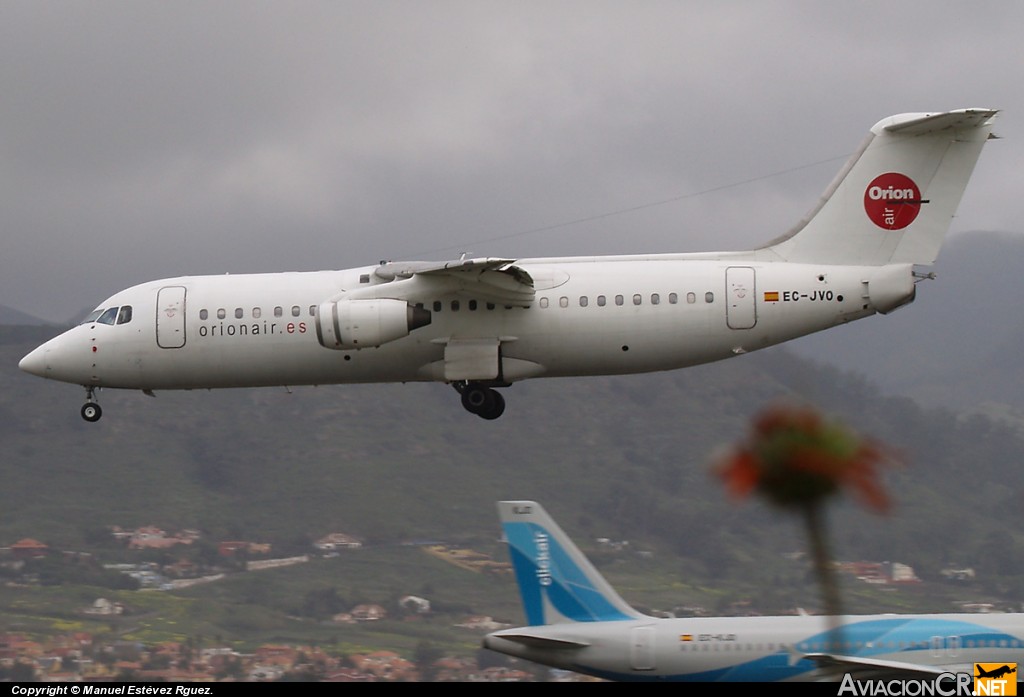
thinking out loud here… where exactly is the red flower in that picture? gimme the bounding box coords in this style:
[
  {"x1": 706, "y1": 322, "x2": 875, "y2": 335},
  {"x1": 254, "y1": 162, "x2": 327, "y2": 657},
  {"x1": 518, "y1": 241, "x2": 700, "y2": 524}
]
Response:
[{"x1": 717, "y1": 404, "x2": 891, "y2": 513}]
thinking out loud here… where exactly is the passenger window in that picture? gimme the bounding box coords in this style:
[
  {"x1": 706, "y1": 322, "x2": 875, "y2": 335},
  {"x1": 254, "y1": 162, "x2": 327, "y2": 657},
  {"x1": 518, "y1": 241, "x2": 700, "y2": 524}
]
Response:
[
  {"x1": 217, "y1": 308, "x2": 226, "y2": 319},
  {"x1": 274, "y1": 306, "x2": 283, "y2": 318},
  {"x1": 97, "y1": 307, "x2": 119, "y2": 325},
  {"x1": 615, "y1": 295, "x2": 624, "y2": 306},
  {"x1": 633, "y1": 294, "x2": 642, "y2": 306},
  {"x1": 579, "y1": 296, "x2": 588, "y2": 307},
  {"x1": 433, "y1": 301, "x2": 442, "y2": 312},
  {"x1": 486, "y1": 303, "x2": 495, "y2": 310},
  {"x1": 291, "y1": 305, "x2": 300, "y2": 317},
  {"x1": 651, "y1": 293, "x2": 660, "y2": 305},
  {"x1": 199, "y1": 309, "x2": 209, "y2": 320},
  {"x1": 309, "y1": 305, "x2": 316, "y2": 316},
  {"x1": 539, "y1": 297, "x2": 549, "y2": 309},
  {"x1": 252, "y1": 307, "x2": 261, "y2": 319},
  {"x1": 235, "y1": 308, "x2": 244, "y2": 319},
  {"x1": 81, "y1": 309, "x2": 104, "y2": 324},
  {"x1": 451, "y1": 300, "x2": 460, "y2": 311},
  {"x1": 705, "y1": 292, "x2": 714, "y2": 303},
  {"x1": 687, "y1": 292, "x2": 696, "y2": 304},
  {"x1": 597, "y1": 295, "x2": 606, "y2": 307},
  {"x1": 559, "y1": 297, "x2": 568, "y2": 308},
  {"x1": 669, "y1": 293, "x2": 678, "y2": 304},
  {"x1": 116, "y1": 306, "x2": 133, "y2": 324},
  {"x1": 469, "y1": 300, "x2": 477, "y2": 311}
]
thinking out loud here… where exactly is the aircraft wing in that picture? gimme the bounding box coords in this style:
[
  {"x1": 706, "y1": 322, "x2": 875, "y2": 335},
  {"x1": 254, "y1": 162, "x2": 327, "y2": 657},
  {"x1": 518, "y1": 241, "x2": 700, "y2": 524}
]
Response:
[
  {"x1": 365, "y1": 257, "x2": 535, "y2": 306},
  {"x1": 803, "y1": 652, "x2": 968, "y2": 680}
]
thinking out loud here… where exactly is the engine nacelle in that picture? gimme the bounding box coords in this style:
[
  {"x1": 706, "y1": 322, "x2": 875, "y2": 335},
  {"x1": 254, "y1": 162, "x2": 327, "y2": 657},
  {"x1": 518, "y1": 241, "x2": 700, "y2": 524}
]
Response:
[{"x1": 315, "y1": 298, "x2": 431, "y2": 350}]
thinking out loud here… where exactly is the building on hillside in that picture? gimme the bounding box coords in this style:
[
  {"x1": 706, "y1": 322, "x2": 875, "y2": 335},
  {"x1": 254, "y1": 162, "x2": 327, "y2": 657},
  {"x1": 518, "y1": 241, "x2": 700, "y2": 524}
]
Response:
[
  {"x1": 83, "y1": 598, "x2": 123, "y2": 615},
  {"x1": 314, "y1": 533, "x2": 362, "y2": 552},
  {"x1": 399, "y1": 595, "x2": 431, "y2": 614},
  {"x1": 351, "y1": 604, "x2": 387, "y2": 622},
  {"x1": 128, "y1": 527, "x2": 197, "y2": 550},
  {"x1": 9, "y1": 539, "x2": 49, "y2": 558}
]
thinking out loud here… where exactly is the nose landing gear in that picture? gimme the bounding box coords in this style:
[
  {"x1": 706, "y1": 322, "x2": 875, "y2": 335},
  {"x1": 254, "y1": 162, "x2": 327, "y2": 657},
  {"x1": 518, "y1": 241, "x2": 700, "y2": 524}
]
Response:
[
  {"x1": 81, "y1": 386, "x2": 102, "y2": 422},
  {"x1": 454, "y1": 382, "x2": 506, "y2": 420}
]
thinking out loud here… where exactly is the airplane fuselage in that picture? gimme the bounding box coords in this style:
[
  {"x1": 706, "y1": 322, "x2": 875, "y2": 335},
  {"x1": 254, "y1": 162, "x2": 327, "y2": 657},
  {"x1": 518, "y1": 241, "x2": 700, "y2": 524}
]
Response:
[
  {"x1": 484, "y1": 612, "x2": 1024, "y2": 682},
  {"x1": 22, "y1": 255, "x2": 913, "y2": 393}
]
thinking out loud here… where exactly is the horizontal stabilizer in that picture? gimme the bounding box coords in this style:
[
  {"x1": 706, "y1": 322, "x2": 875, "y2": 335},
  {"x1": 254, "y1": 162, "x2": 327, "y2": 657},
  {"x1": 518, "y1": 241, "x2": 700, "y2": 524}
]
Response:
[
  {"x1": 486, "y1": 630, "x2": 590, "y2": 650},
  {"x1": 880, "y1": 108, "x2": 999, "y2": 135}
]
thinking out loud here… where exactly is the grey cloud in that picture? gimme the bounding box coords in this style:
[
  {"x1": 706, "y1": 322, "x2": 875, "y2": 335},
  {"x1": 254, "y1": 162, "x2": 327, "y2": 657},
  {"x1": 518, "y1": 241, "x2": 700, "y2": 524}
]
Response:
[{"x1": 3, "y1": 2, "x2": 1023, "y2": 322}]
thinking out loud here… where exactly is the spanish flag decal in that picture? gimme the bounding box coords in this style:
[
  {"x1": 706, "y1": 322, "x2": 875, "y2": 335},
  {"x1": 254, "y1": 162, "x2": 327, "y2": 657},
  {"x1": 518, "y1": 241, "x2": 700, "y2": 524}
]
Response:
[{"x1": 764, "y1": 291, "x2": 780, "y2": 302}]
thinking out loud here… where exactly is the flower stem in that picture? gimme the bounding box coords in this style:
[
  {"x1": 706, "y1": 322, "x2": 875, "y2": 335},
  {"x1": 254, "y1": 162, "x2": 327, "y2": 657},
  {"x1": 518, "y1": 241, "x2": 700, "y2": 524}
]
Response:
[{"x1": 804, "y1": 502, "x2": 844, "y2": 650}]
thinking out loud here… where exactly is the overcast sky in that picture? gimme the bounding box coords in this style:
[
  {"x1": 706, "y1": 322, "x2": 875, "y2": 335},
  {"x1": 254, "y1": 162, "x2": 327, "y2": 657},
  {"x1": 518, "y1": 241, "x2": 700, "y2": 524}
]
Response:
[{"x1": 3, "y1": 1, "x2": 1023, "y2": 323}]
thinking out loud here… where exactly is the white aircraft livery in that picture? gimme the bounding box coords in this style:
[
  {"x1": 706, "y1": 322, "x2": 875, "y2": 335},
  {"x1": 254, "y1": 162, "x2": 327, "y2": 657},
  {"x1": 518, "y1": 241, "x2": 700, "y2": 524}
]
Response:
[
  {"x1": 484, "y1": 500, "x2": 1024, "y2": 682},
  {"x1": 19, "y1": 109, "x2": 998, "y2": 421}
]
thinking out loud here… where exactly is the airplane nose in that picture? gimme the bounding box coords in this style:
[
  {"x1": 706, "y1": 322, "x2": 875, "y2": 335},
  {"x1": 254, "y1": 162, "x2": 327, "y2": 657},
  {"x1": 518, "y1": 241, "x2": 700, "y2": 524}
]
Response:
[
  {"x1": 18, "y1": 329, "x2": 91, "y2": 384},
  {"x1": 19, "y1": 345, "x2": 49, "y2": 377}
]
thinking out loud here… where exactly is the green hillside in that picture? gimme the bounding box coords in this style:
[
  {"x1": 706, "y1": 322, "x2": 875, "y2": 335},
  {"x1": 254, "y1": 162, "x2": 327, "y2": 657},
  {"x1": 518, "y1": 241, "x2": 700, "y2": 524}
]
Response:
[{"x1": 3, "y1": 325, "x2": 1024, "y2": 652}]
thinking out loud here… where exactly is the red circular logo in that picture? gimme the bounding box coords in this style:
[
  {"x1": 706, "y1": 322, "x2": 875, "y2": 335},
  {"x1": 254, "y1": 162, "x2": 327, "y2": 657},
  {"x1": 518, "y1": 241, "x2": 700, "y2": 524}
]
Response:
[{"x1": 864, "y1": 173, "x2": 922, "y2": 230}]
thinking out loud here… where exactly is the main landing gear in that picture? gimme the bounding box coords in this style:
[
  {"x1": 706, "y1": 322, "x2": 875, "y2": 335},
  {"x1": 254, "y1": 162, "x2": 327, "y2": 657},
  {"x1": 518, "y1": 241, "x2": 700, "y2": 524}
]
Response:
[
  {"x1": 454, "y1": 381, "x2": 506, "y2": 420},
  {"x1": 81, "y1": 386, "x2": 102, "y2": 423}
]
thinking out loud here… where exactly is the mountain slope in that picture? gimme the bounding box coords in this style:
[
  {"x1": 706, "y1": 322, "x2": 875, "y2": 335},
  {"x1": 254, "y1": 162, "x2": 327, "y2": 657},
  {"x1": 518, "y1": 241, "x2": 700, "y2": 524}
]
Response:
[{"x1": 5, "y1": 326, "x2": 1024, "y2": 605}]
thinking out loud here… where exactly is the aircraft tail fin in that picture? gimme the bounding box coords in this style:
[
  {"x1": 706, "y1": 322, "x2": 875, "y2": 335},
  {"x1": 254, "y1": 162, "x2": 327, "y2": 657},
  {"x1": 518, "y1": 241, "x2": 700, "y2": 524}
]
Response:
[
  {"x1": 497, "y1": 500, "x2": 645, "y2": 626},
  {"x1": 764, "y1": 108, "x2": 998, "y2": 266}
]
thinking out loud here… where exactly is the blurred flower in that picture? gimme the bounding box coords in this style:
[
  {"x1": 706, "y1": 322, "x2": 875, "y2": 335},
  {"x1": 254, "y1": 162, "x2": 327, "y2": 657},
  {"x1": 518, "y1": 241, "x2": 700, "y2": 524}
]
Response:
[
  {"x1": 717, "y1": 404, "x2": 891, "y2": 513},
  {"x1": 715, "y1": 403, "x2": 895, "y2": 632}
]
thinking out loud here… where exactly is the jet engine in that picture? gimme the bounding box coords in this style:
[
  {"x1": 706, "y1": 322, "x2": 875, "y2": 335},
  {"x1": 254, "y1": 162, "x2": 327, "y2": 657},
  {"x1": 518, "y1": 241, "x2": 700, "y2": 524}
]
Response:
[{"x1": 315, "y1": 298, "x2": 431, "y2": 350}]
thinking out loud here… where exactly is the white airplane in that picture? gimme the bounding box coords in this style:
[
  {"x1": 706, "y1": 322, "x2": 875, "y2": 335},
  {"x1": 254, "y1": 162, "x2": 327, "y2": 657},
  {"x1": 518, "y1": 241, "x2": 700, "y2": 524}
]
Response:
[
  {"x1": 484, "y1": 500, "x2": 1024, "y2": 682},
  {"x1": 19, "y1": 108, "x2": 998, "y2": 421}
]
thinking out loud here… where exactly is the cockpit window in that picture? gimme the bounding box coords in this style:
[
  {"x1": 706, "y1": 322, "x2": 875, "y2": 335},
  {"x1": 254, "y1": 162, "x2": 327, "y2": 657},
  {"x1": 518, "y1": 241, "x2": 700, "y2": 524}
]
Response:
[
  {"x1": 82, "y1": 306, "x2": 133, "y2": 326},
  {"x1": 97, "y1": 307, "x2": 119, "y2": 325},
  {"x1": 81, "y1": 309, "x2": 104, "y2": 324}
]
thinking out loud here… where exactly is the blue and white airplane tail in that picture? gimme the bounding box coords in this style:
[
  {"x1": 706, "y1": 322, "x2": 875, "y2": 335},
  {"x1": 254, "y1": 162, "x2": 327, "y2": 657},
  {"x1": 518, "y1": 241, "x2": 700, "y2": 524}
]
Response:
[
  {"x1": 498, "y1": 500, "x2": 644, "y2": 626},
  {"x1": 760, "y1": 108, "x2": 998, "y2": 266},
  {"x1": 490, "y1": 501, "x2": 1024, "y2": 682}
]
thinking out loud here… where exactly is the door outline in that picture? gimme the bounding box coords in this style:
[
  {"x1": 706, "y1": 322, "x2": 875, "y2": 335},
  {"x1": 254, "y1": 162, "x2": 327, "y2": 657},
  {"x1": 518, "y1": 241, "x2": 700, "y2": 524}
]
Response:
[
  {"x1": 156, "y1": 286, "x2": 187, "y2": 349},
  {"x1": 726, "y1": 266, "x2": 757, "y2": 330},
  {"x1": 630, "y1": 625, "x2": 656, "y2": 671}
]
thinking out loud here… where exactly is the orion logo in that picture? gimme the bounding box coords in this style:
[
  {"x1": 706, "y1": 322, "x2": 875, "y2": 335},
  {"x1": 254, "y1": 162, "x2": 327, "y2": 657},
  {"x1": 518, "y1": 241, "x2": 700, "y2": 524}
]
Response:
[
  {"x1": 864, "y1": 173, "x2": 925, "y2": 230},
  {"x1": 534, "y1": 531, "x2": 552, "y2": 586}
]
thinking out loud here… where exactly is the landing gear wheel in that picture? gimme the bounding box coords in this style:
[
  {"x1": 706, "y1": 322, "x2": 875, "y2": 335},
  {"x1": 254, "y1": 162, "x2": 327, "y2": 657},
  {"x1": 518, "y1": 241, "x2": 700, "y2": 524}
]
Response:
[
  {"x1": 479, "y1": 390, "x2": 505, "y2": 420},
  {"x1": 81, "y1": 402, "x2": 102, "y2": 422},
  {"x1": 461, "y1": 385, "x2": 493, "y2": 414},
  {"x1": 460, "y1": 385, "x2": 506, "y2": 420}
]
